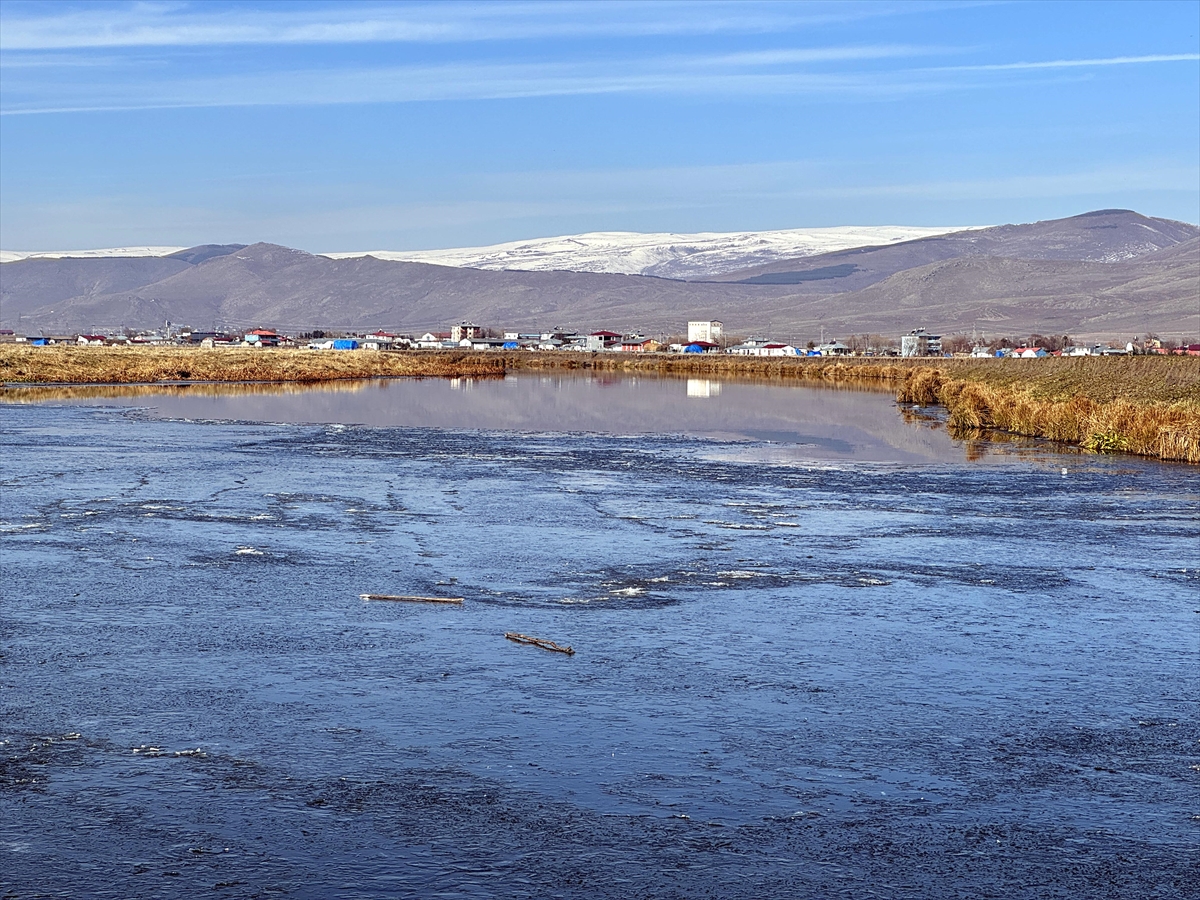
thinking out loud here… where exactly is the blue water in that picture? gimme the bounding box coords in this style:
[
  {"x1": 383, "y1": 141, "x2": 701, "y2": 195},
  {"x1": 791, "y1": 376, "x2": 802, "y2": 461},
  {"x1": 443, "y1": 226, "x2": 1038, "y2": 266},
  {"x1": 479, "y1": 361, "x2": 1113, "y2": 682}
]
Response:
[{"x1": 2, "y1": 379, "x2": 1197, "y2": 898}]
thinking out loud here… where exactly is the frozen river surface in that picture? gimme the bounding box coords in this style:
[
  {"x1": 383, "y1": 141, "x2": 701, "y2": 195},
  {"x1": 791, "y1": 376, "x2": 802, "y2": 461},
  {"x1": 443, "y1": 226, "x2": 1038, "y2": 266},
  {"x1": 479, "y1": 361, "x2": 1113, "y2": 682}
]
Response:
[{"x1": 1, "y1": 376, "x2": 1197, "y2": 898}]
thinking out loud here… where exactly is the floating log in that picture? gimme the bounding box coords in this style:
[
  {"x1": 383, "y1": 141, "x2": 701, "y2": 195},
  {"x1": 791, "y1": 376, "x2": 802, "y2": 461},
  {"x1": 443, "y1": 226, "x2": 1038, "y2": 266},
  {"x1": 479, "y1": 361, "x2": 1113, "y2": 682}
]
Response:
[
  {"x1": 504, "y1": 632, "x2": 575, "y2": 655},
  {"x1": 360, "y1": 594, "x2": 464, "y2": 604}
]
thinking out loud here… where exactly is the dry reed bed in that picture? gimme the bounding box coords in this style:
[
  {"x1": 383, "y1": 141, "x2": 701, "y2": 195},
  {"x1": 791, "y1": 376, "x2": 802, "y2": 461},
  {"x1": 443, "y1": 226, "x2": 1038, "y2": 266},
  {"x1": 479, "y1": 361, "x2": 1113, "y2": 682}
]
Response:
[
  {"x1": 896, "y1": 361, "x2": 1200, "y2": 464},
  {"x1": 0, "y1": 345, "x2": 505, "y2": 384}
]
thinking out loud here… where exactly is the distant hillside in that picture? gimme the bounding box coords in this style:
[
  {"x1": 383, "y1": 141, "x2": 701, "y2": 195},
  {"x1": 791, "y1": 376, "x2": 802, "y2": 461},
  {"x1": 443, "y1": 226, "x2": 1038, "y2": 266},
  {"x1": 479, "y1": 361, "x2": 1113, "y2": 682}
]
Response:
[
  {"x1": 1, "y1": 256, "x2": 193, "y2": 322},
  {"x1": 165, "y1": 244, "x2": 246, "y2": 265},
  {"x1": 763, "y1": 241, "x2": 1200, "y2": 338},
  {"x1": 2, "y1": 211, "x2": 1196, "y2": 340},
  {"x1": 5, "y1": 243, "x2": 784, "y2": 334},
  {"x1": 708, "y1": 210, "x2": 1199, "y2": 292}
]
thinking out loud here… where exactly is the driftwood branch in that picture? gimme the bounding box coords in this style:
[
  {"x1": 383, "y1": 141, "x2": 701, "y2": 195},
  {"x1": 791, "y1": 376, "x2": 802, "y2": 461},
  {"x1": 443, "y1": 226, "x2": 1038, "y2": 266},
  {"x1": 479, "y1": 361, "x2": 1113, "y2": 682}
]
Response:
[
  {"x1": 360, "y1": 594, "x2": 464, "y2": 604},
  {"x1": 504, "y1": 632, "x2": 575, "y2": 655}
]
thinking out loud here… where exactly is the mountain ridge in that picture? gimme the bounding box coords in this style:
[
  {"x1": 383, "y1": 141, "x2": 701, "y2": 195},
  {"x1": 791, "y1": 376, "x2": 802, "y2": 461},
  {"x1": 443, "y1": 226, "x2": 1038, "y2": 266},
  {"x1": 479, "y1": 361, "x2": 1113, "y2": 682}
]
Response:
[
  {"x1": 321, "y1": 225, "x2": 979, "y2": 279},
  {"x1": 2, "y1": 211, "x2": 1196, "y2": 341}
]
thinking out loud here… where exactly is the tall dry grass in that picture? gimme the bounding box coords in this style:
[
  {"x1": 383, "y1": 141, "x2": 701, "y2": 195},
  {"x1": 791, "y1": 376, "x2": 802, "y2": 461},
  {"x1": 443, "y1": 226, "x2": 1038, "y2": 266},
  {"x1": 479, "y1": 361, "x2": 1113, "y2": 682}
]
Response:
[
  {"x1": 897, "y1": 364, "x2": 1200, "y2": 464},
  {"x1": 0, "y1": 345, "x2": 504, "y2": 384}
]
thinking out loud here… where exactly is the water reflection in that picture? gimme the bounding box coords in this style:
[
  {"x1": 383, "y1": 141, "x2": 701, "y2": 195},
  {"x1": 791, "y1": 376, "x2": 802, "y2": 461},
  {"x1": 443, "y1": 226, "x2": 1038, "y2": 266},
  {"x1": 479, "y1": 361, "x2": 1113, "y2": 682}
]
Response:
[
  {"x1": 686, "y1": 378, "x2": 721, "y2": 399},
  {"x1": 2, "y1": 372, "x2": 1040, "y2": 465},
  {"x1": 0, "y1": 378, "x2": 379, "y2": 403}
]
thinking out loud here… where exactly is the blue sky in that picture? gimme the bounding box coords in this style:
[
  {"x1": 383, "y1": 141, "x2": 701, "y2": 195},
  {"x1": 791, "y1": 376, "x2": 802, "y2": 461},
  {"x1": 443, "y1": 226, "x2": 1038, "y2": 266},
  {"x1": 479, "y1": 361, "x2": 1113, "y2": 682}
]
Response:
[{"x1": 1, "y1": 0, "x2": 1197, "y2": 251}]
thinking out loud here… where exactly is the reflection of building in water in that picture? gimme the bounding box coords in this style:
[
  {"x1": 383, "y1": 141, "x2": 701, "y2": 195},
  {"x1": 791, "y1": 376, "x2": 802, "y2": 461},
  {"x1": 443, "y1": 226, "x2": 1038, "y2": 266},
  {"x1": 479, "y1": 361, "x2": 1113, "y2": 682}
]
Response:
[
  {"x1": 686, "y1": 379, "x2": 721, "y2": 399},
  {"x1": 449, "y1": 377, "x2": 476, "y2": 391}
]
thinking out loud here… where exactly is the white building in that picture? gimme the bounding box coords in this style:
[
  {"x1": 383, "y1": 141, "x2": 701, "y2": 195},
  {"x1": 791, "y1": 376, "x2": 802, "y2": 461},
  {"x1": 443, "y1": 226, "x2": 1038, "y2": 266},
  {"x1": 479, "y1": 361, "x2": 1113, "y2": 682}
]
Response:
[
  {"x1": 901, "y1": 328, "x2": 942, "y2": 357},
  {"x1": 687, "y1": 321, "x2": 723, "y2": 344},
  {"x1": 451, "y1": 322, "x2": 480, "y2": 342},
  {"x1": 726, "y1": 340, "x2": 797, "y2": 357}
]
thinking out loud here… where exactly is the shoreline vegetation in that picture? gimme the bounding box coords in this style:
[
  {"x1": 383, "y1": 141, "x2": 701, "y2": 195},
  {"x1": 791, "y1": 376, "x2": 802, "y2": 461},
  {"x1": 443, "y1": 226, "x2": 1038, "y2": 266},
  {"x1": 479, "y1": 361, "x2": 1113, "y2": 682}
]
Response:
[{"x1": 1, "y1": 345, "x2": 1197, "y2": 463}]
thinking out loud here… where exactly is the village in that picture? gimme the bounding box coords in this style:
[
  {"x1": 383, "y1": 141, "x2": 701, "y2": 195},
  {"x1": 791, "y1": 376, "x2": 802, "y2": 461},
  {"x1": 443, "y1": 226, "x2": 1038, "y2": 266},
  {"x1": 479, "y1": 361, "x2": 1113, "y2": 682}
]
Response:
[{"x1": 0, "y1": 320, "x2": 1195, "y2": 358}]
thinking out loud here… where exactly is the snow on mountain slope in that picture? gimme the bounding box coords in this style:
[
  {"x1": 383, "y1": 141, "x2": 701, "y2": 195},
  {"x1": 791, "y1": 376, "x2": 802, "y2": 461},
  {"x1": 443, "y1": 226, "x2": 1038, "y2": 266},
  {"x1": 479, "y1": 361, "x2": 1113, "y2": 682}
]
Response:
[
  {"x1": 0, "y1": 247, "x2": 187, "y2": 264},
  {"x1": 1, "y1": 226, "x2": 981, "y2": 276},
  {"x1": 322, "y1": 226, "x2": 981, "y2": 279}
]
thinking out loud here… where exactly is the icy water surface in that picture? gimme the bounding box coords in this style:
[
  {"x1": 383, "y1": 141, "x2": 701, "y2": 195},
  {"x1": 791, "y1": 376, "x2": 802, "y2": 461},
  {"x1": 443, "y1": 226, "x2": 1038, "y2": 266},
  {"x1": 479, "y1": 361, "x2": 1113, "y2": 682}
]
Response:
[{"x1": 1, "y1": 376, "x2": 1197, "y2": 899}]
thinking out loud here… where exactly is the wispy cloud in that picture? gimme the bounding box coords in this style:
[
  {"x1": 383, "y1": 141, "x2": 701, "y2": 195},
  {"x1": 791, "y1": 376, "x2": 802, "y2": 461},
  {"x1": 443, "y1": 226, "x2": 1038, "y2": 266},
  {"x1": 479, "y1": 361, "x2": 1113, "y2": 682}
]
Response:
[
  {"x1": 930, "y1": 54, "x2": 1200, "y2": 72},
  {"x1": 0, "y1": 48, "x2": 961, "y2": 115},
  {"x1": 0, "y1": 1, "x2": 911, "y2": 50},
  {"x1": 7, "y1": 44, "x2": 1197, "y2": 116}
]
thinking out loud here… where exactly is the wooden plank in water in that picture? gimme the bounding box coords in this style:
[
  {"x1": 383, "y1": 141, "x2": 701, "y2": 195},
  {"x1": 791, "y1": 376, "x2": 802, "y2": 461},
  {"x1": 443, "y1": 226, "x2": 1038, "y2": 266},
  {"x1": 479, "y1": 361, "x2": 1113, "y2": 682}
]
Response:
[
  {"x1": 504, "y1": 631, "x2": 575, "y2": 655},
  {"x1": 360, "y1": 594, "x2": 464, "y2": 604}
]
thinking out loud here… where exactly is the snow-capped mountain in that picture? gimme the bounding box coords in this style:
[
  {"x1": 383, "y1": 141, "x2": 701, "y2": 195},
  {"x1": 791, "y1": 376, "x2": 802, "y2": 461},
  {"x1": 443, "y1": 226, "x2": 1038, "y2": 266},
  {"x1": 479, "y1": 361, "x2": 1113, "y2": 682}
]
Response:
[
  {"x1": 0, "y1": 246, "x2": 187, "y2": 264},
  {"x1": 322, "y1": 226, "x2": 978, "y2": 279},
  {"x1": 1, "y1": 227, "x2": 979, "y2": 278}
]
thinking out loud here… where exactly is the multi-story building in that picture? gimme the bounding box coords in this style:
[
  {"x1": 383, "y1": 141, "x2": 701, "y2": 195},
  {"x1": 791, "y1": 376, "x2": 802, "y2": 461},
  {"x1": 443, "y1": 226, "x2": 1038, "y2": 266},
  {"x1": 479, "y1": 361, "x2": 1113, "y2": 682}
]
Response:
[{"x1": 687, "y1": 321, "x2": 723, "y2": 344}]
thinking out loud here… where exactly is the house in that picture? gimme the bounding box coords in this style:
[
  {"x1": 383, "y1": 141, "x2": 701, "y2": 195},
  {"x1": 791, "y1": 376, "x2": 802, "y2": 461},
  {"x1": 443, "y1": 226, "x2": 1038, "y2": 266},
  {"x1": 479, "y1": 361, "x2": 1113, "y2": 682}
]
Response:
[
  {"x1": 182, "y1": 331, "x2": 233, "y2": 345},
  {"x1": 762, "y1": 343, "x2": 799, "y2": 357},
  {"x1": 361, "y1": 330, "x2": 396, "y2": 350},
  {"x1": 244, "y1": 329, "x2": 280, "y2": 347},
  {"x1": 574, "y1": 330, "x2": 620, "y2": 351},
  {"x1": 615, "y1": 337, "x2": 663, "y2": 352},
  {"x1": 450, "y1": 322, "x2": 480, "y2": 342},
  {"x1": 818, "y1": 342, "x2": 850, "y2": 356},
  {"x1": 1012, "y1": 346, "x2": 1048, "y2": 358},
  {"x1": 77, "y1": 334, "x2": 107, "y2": 346},
  {"x1": 683, "y1": 340, "x2": 721, "y2": 353},
  {"x1": 726, "y1": 339, "x2": 768, "y2": 355},
  {"x1": 415, "y1": 332, "x2": 451, "y2": 349},
  {"x1": 727, "y1": 340, "x2": 797, "y2": 357},
  {"x1": 687, "y1": 321, "x2": 723, "y2": 344}
]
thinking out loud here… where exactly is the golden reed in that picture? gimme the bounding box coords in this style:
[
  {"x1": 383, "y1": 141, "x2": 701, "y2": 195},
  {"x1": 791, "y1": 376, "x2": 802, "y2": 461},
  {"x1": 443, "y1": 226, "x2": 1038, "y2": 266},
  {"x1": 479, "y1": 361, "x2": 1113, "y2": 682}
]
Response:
[
  {"x1": 0, "y1": 344, "x2": 505, "y2": 384},
  {"x1": 897, "y1": 364, "x2": 1200, "y2": 464}
]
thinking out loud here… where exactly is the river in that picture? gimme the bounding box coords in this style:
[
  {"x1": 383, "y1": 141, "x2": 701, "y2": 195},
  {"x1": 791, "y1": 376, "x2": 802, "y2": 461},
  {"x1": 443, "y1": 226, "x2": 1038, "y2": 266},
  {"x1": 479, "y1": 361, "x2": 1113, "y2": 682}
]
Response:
[{"x1": 1, "y1": 374, "x2": 1196, "y2": 898}]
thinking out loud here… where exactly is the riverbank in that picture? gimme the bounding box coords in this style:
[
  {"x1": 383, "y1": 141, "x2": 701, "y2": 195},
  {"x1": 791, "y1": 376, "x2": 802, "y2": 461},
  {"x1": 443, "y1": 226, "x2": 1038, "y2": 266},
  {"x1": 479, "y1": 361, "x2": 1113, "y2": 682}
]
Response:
[
  {"x1": 0, "y1": 344, "x2": 505, "y2": 383},
  {"x1": 2, "y1": 345, "x2": 1197, "y2": 462},
  {"x1": 893, "y1": 357, "x2": 1200, "y2": 463}
]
